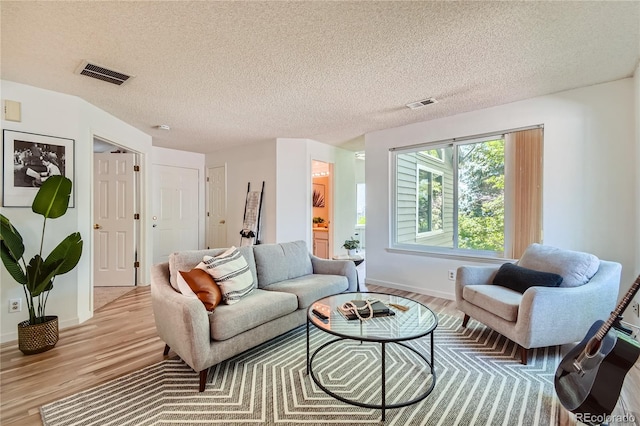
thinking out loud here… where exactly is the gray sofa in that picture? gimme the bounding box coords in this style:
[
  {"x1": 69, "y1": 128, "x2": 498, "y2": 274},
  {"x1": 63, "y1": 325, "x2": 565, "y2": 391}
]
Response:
[
  {"x1": 150, "y1": 240, "x2": 357, "y2": 391},
  {"x1": 455, "y1": 244, "x2": 621, "y2": 364}
]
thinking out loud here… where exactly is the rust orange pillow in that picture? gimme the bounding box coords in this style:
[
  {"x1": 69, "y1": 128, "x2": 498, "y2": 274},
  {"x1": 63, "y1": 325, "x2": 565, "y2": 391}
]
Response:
[{"x1": 177, "y1": 268, "x2": 223, "y2": 311}]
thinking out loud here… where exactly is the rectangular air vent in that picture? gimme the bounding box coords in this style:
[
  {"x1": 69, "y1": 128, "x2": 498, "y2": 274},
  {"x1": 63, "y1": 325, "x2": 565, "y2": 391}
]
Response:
[
  {"x1": 76, "y1": 60, "x2": 133, "y2": 86},
  {"x1": 406, "y1": 98, "x2": 438, "y2": 110}
]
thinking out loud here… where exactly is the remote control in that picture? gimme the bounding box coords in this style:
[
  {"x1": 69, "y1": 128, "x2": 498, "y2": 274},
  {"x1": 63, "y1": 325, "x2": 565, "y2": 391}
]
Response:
[{"x1": 312, "y1": 309, "x2": 329, "y2": 320}]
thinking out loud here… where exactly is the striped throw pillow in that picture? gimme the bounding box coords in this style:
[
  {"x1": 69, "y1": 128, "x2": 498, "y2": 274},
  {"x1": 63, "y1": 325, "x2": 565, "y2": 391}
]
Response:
[{"x1": 202, "y1": 247, "x2": 254, "y2": 304}]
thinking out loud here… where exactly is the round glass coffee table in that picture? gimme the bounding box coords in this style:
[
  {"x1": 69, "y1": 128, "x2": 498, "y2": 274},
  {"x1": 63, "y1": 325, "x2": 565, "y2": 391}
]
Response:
[{"x1": 306, "y1": 292, "x2": 438, "y2": 420}]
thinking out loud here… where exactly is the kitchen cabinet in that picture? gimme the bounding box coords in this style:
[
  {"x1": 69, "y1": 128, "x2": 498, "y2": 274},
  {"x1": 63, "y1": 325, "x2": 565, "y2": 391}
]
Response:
[{"x1": 313, "y1": 230, "x2": 329, "y2": 259}]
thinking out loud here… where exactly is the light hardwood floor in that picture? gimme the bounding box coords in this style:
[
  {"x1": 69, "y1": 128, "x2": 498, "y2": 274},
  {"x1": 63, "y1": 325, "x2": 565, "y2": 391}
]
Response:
[{"x1": 1, "y1": 285, "x2": 638, "y2": 425}]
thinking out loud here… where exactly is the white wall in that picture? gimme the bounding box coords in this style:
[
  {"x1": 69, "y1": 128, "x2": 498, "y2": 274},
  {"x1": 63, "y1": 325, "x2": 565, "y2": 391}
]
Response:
[
  {"x1": 205, "y1": 138, "x2": 357, "y2": 254},
  {"x1": 275, "y1": 139, "x2": 309, "y2": 244},
  {"x1": 1, "y1": 80, "x2": 152, "y2": 342},
  {"x1": 365, "y1": 78, "x2": 637, "y2": 301},
  {"x1": 275, "y1": 138, "x2": 356, "y2": 256},
  {"x1": 205, "y1": 140, "x2": 277, "y2": 246},
  {"x1": 152, "y1": 146, "x2": 206, "y2": 249}
]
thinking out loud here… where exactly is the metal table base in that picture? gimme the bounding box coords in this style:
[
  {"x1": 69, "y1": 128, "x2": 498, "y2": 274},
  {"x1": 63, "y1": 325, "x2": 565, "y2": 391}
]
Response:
[{"x1": 306, "y1": 319, "x2": 436, "y2": 421}]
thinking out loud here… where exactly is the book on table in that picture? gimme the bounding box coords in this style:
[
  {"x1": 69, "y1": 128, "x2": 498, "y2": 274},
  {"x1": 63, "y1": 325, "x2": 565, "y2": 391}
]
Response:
[{"x1": 337, "y1": 299, "x2": 395, "y2": 320}]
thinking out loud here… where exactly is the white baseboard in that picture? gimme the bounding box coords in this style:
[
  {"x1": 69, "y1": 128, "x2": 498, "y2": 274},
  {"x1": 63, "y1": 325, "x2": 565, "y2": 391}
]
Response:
[
  {"x1": 1, "y1": 316, "x2": 80, "y2": 344},
  {"x1": 364, "y1": 278, "x2": 455, "y2": 301}
]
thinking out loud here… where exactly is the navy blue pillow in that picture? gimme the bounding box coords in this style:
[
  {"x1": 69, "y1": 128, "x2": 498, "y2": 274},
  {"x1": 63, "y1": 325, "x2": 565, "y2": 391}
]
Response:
[{"x1": 492, "y1": 262, "x2": 563, "y2": 293}]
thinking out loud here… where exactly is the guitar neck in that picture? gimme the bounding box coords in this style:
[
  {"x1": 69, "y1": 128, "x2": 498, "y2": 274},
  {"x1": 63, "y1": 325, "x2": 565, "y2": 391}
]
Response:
[{"x1": 594, "y1": 275, "x2": 640, "y2": 342}]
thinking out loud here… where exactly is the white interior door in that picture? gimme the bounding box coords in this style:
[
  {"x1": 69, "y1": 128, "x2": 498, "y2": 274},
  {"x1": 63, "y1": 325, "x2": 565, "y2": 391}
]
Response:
[
  {"x1": 93, "y1": 153, "x2": 136, "y2": 287},
  {"x1": 207, "y1": 166, "x2": 227, "y2": 249},
  {"x1": 152, "y1": 164, "x2": 199, "y2": 263}
]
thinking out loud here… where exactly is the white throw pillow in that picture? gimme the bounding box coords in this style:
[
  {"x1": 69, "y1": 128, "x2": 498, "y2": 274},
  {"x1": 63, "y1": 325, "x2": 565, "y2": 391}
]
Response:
[{"x1": 202, "y1": 247, "x2": 254, "y2": 304}]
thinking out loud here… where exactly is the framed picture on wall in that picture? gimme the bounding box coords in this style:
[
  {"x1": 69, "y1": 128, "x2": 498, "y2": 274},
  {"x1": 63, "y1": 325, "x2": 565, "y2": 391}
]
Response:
[
  {"x1": 313, "y1": 183, "x2": 325, "y2": 208},
  {"x1": 2, "y1": 130, "x2": 75, "y2": 207}
]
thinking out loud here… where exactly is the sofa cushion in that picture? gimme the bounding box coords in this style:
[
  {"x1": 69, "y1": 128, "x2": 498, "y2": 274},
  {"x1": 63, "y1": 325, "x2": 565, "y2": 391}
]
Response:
[
  {"x1": 177, "y1": 267, "x2": 223, "y2": 311},
  {"x1": 517, "y1": 244, "x2": 599, "y2": 288},
  {"x1": 253, "y1": 240, "x2": 313, "y2": 288},
  {"x1": 209, "y1": 289, "x2": 298, "y2": 341},
  {"x1": 463, "y1": 285, "x2": 522, "y2": 322},
  {"x1": 203, "y1": 247, "x2": 254, "y2": 305},
  {"x1": 169, "y1": 246, "x2": 257, "y2": 292},
  {"x1": 264, "y1": 274, "x2": 349, "y2": 309},
  {"x1": 492, "y1": 262, "x2": 563, "y2": 293}
]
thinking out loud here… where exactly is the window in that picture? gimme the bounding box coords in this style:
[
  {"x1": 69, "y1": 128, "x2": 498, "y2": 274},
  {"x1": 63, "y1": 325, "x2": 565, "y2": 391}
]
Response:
[
  {"x1": 391, "y1": 128, "x2": 543, "y2": 259},
  {"x1": 416, "y1": 166, "x2": 443, "y2": 235}
]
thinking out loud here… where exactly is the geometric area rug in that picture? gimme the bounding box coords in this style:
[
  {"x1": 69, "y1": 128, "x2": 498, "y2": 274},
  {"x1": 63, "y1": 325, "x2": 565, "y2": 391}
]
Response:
[{"x1": 41, "y1": 313, "x2": 575, "y2": 426}]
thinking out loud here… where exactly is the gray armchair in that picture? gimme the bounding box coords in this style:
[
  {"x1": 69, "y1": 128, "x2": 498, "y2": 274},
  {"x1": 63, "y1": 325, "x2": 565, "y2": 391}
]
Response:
[{"x1": 455, "y1": 244, "x2": 621, "y2": 364}]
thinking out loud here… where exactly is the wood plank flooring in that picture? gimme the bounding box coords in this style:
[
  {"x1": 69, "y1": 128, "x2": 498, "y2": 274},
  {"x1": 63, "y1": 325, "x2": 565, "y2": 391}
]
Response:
[
  {"x1": 0, "y1": 287, "x2": 165, "y2": 426},
  {"x1": 1, "y1": 284, "x2": 638, "y2": 425}
]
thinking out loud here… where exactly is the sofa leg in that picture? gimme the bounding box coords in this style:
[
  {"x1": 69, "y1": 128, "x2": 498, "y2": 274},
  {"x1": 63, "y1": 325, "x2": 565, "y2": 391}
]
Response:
[
  {"x1": 520, "y1": 346, "x2": 528, "y2": 365},
  {"x1": 163, "y1": 344, "x2": 170, "y2": 356},
  {"x1": 199, "y1": 369, "x2": 209, "y2": 392},
  {"x1": 462, "y1": 314, "x2": 470, "y2": 327}
]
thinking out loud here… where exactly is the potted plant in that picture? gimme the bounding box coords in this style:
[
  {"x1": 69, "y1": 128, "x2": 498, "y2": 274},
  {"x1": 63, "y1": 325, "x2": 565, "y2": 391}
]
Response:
[
  {"x1": 342, "y1": 236, "x2": 360, "y2": 256},
  {"x1": 313, "y1": 217, "x2": 325, "y2": 228},
  {"x1": 0, "y1": 175, "x2": 83, "y2": 355}
]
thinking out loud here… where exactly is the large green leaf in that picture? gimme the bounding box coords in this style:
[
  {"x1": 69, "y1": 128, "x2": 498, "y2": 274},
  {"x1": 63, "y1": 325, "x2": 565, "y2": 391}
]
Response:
[
  {"x1": 0, "y1": 243, "x2": 27, "y2": 284},
  {"x1": 26, "y1": 255, "x2": 62, "y2": 297},
  {"x1": 0, "y1": 213, "x2": 25, "y2": 261},
  {"x1": 44, "y1": 232, "x2": 83, "y2": 275},
  {"x1": 32, "y1": 175, "x2": 72, "y2": 219}
]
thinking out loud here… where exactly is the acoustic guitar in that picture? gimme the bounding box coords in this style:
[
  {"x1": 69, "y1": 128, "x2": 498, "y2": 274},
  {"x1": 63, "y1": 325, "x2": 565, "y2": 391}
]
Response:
[{"x1": 554, "y1": 275, "x2": 640, "y2": 418}]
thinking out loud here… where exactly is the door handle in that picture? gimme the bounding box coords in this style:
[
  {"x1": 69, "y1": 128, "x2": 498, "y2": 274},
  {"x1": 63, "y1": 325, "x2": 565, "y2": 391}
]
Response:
[
  {"x1": 219, "y1": 220, "x2": 226, "y2": 224},
  {"x1": 152, "y1": 224, "x2": 157, "y2": 228},
  {"x1": 94, "y1": 224, "x2": 101, "y2": 229}
]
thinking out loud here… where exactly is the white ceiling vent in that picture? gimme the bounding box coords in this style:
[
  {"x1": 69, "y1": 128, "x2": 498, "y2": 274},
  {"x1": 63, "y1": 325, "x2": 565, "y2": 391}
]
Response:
[
  {"x1": 75, "y1": 60, "x2": 133, "y2": 86},
  {"x1": 406, "y1": 97, "x2": 438, "y2": 110}
]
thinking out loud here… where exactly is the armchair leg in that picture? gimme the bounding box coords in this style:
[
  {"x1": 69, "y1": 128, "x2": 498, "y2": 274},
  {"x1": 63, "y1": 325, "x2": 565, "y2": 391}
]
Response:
[
  {"x1": 520, "y1": 346, "x2": 528, "y2": 365},
  {"x1": 163, "y1": 344, "x2": 170, "y2": 356},
  {"x1": 462, "y1": 314, "x2": 470, "y2": 327},
  {"x1": 199, "y1": 369, "x2": 209, "y2": 392}
]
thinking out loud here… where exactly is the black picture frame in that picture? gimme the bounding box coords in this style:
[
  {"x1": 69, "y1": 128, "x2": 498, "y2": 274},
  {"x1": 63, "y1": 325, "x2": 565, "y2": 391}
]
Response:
[{"x1": 2, "y1": 130, "x2": 75, "y2": 207}]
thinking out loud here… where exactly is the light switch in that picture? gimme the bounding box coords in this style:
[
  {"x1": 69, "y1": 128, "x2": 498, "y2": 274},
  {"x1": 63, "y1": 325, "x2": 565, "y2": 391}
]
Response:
[{"x1": 3, "y1": 100, "x2": 21, "y2": 122}]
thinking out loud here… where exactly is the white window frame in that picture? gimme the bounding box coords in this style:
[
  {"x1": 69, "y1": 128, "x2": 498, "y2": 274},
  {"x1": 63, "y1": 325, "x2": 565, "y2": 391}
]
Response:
[
  {"x1": 390, "y1": 125, "x2": 542, "y2": 260},
  {"x1": 415, "y1": 164, "x2": 444, "y2": 237}
]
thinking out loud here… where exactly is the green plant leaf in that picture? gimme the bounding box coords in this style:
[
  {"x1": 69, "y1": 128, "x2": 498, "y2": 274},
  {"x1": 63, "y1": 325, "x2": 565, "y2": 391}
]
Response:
[
  {"x1": 0, "y1": 213, "x2": 25, "y2": 260},
  {"x1": 44, "y1": 232, "x2": 83, "y2": 275},
  {"x1": 32, "y1": 175, "x2": 72, "y2": 219},
  {"x1": 26, "y1": 255, "x2": 62, "y2": 297},
  {"x1": 0, "y1": 214, "x2": 27, "y2": 284},
  {"x1": 0, "y1": 244, "x2": 27, "y2": 284}
]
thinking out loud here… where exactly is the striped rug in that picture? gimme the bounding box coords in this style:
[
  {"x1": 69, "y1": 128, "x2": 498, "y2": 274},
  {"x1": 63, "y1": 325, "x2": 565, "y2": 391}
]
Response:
[{"x1": 41, "y1": 313, "x2": 574, "y2": 426}]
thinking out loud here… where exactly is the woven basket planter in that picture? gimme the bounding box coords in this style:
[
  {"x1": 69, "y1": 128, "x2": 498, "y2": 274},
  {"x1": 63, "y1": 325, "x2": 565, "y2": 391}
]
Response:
[{"x1": 17, "y1": 316, "x2": 59, "y2": 355}]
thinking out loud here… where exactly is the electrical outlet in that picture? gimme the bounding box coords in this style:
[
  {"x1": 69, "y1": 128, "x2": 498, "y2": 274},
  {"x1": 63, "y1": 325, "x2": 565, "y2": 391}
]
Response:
[
  {"x1": 448, "y1": 270, "x2": 456, "y2": 281},
  {"x1": 633, "y1": 301, "x2": 639, "y2": 317},
  {"x1": 9, "y1": 298, "x2": 22, "y2": 313}
]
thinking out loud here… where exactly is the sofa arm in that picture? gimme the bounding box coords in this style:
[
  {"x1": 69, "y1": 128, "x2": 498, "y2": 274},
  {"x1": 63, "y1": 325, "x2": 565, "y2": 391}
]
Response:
[
  {"x1": 517, "y1": 263, "x2": 620, "y2": 348},
  {"x1": 150, "y1": 263, "x2": 212, "y2": 372},
  {"x1": 310, "y1": 255, "x2": 358, "y2": 292},
  {"x1": 455, "y1": 265, "x2": 501, "y2": 303}
]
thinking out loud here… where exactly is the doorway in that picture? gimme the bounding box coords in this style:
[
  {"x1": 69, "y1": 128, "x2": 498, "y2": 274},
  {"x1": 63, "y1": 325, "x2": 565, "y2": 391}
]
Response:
[
  {"x1": 206, "y1": 165, "x2": 227, "y2": 249},
  {"x1": 151, "y1": 164, "x2": 200, "y2": 263},
  {"x1": 92, "y1": 138, "x2": 140, "y2": 309},
  {"x1": 311, "y1": 160, "x2": 333, "y2": 258}
]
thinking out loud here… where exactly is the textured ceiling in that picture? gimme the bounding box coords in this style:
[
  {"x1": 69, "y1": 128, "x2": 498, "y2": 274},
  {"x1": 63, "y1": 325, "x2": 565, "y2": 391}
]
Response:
[{"x1": 1, "y1": 1, "x2": 639, "y2": 153}]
